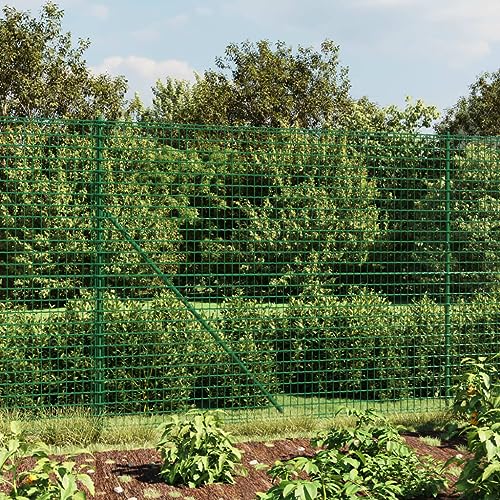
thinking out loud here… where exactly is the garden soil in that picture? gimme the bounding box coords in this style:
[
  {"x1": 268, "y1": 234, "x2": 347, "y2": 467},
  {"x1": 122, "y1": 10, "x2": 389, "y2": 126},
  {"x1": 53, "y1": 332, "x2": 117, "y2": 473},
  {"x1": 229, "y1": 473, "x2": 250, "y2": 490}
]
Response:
[{"x1": 78, "y1": 435, "x2": 467, "y2": 499}]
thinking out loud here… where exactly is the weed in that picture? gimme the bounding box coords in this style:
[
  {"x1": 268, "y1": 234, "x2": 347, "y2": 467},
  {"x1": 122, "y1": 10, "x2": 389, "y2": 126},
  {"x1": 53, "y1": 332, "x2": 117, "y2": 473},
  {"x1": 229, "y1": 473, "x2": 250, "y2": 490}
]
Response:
[
  {"x1": 117, "y1": 474, "x2": 133, "y2": 483},
  {"x1": 418, "y1": 435, "x2": 442, "y2": 447},
  {"x1": 143, "y1": 487, "x2": 162, "y2": 498}
]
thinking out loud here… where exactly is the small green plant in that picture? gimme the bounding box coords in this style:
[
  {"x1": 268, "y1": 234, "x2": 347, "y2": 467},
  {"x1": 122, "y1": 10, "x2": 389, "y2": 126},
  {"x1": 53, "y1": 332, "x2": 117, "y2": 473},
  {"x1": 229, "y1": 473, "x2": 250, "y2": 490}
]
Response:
[
  {"x1": 156, "y1": 409, "x2": 246, "y2": 488},
  {"x1": 452, "y1": 355, "x2": 499, "y2": 425},
  {"x1": 257, "y1": 408, "x2": 447, "y2": 500},
  {"x1": 448, "y1": 354, "x2": 500, "y2": 499},
  {"x1": 0, "y1": 421, "x2": 94, "y2": 499}
]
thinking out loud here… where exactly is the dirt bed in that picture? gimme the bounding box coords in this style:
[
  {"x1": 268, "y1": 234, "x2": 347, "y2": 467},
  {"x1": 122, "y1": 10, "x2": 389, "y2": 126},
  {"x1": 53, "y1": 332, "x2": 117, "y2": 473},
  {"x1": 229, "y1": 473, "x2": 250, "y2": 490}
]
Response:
[{"x1": 77, "y1": 435, "x2": 466, "y2": 499}]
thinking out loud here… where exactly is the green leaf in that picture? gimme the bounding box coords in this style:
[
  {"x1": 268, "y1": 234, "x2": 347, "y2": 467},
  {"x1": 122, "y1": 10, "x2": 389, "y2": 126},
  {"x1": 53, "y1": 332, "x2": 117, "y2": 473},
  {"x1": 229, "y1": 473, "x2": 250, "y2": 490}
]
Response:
[
  {"x1": 485, "y1": 439, "x2": 499, "y2": 461},
  {"x1": 78, "y1": 474, "x2": 95, "y2": 496},
  {"x1": 301, "y1": 481, "x2": 319, "y2": 500},
  {"x1": 9, "y1": 421, "x2": 22, "y2": 435},
  {"x1": 482, "y1": 461, "x2": 500, "y2": 481},
  {"x1": 344, "y1": 482, "x2": 362, "y2": 497},
  {"x1": 282, "y1": 482, "x2": 297, "y2": 497}
]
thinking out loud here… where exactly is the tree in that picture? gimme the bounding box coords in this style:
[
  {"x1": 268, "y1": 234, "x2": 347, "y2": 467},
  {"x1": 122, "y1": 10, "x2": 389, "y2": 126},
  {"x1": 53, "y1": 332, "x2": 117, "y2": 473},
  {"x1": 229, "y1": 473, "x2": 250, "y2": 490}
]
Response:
[
  {"x1": 0, "y1": 2, "x2": 127, "y2": 119},
  {"x1": 412, "y1": 141, "x2": 500, "y2": 297},
  {"x1": 177, "y1": 39, "x2": 354, "y2": 128},
  {"x1": 145, "y1": 40, "x2": 438, "y2": 134},
  {"x1": 382, "y1": 96, "x2": 439, "y2": 132},
  {"x1": 436, "y1": 70, "x2": 500, "y2": 136},
  {"x1": 207, "y1": 39, "x2": 352, "y2": 128},
  {"x1": 142, "y1": 77, "x2": 194, "y2": 123}
]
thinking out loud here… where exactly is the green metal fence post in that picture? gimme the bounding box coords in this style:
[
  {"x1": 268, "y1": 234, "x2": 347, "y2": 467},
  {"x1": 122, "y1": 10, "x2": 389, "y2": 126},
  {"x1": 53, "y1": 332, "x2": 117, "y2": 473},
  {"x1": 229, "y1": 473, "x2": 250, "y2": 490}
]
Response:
[
  {"x1": 93, "y1": 117, "x2": 106, "y2": 414},
  {"x1": 444, "y1": 133, "x2": 452, "y2": 399}
]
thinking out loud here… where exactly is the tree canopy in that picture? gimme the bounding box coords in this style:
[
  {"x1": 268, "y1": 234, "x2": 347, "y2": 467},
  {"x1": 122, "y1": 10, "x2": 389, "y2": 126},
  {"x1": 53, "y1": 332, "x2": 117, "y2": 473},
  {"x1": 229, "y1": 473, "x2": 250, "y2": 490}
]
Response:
[
  {"x1": 190, "y1": 39, "x2": 353, "y2": 128},
  {"x1": 0, "y1": 1, "x2": 127, "y2": 119},
  {"x1": 436, "y1": 70, "x2": 500, "y2": 136},
  {"x1": 1, "y1": 2, "x2": 441, "y2": 131},
  {"x1": 145, "y1": 40, "x2": 438, "y2": 133}
]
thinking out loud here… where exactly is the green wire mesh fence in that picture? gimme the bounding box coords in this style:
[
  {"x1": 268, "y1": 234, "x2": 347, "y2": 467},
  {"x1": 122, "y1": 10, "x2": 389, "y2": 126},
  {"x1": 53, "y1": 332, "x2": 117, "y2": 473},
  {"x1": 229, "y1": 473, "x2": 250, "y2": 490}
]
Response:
[{"x1": 1, "y1": 117, "x2": 499, "y2": 422}]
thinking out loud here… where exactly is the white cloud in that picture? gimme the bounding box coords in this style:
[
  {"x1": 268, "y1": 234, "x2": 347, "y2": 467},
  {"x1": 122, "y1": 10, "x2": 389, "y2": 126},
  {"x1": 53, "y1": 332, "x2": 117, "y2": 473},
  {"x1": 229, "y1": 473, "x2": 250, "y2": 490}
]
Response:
[
  {"x1": 94, "y1": 55, "x2": 195, "y2": 82},
  {"x1": 425, "y1": 1, "x2": 500, "y2": 66},
  {"x1": 88, "y1": 4, "x2": 109, "y2": 20},
  {"x1": 432, "y1": 0, "x2": 500, "y2": 22},
  {"x1": 346, "y1": 0, "x2": 500, "y2": 67},
  {"x1": 92, "y1": 55, "x2": 196, "y2": 103},
  {"x1": 431, "y1": 1, "x2": 500, "y2": 41}
]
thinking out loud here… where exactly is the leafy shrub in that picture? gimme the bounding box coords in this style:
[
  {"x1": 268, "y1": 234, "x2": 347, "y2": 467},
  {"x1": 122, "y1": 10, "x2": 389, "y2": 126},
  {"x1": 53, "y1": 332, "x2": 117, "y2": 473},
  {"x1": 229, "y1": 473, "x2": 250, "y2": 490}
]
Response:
[
  {"x1": 332, "y1": 290, "x2": 407, "y2": 400},
  {"x1": 156, "y1": 409, "x2": 246, "y2": 487},
  {"x1": 276, "y1": 292, "x2": 340, "y2": 397},
  {"x1": 449, "y1": 354, "x2": 500, "y2": 499},
  {"x1": 279, "y1": 288, "x2": 407, "y2": 400},
  {"x1": 0, "y1": 303, "x2": 91, "y2": 410},
  {"x1": 0, "y1": 293, "x2": 204, "y2": 413},
  {"x1": 178, "y1": 132, "x2": 381, "y2": 299},
  {"x1": 397, "y1": 296, "x2": 446, "y2": 398},
  {"x1": 64, "y1": 292, "x2": 203, "y2": 413},
  {"x1": 257, "y1": 408, "x2": 447, "y2": 499},
  {"x1": 4, "y1": 289, "x2": 500, "y2": 415},
  {"x1": 0, "y1": 122, "x2": 193, "y2": 305},
  {"x1": 278, "y1": 290, "x2": 500, "y2": 401},
  {"x1": 0, "y1": 421, "x2": 94, "y2": 499},
  {"x1": 455, "y1": 420, "x2": 500, "y2": 499},
  {"x1": 192, "y1": 298, "x2": 280, "y2": 409},
  {"x1": 456, "y1": 293, "x2": 500, "y2": 361},
  {"x1": 452, "y1": 355, "x2": 499, "y2": 423}
]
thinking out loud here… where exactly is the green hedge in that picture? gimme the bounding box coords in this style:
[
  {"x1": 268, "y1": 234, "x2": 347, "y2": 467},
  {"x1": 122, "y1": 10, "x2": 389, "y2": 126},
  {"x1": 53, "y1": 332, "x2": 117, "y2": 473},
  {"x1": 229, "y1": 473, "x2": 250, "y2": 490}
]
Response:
[
  {"x1": 192, "y1": 298, "x2": 280, "y2": 409},
  {"x1": 277, "y1": 289, "x2": 407, "y2": 400},
  {"x1": 1, "y1": 290, "x2": 500, "y2": 414},
  {"x1": 276, "y1": 288, "x2": 500, "y2": 400},
  {"x1": 0, "y1": 293, "x2": 202, "y2": 413},
  {"x1": 3, "y1": 123, "x2": 500, "y2": 304}
]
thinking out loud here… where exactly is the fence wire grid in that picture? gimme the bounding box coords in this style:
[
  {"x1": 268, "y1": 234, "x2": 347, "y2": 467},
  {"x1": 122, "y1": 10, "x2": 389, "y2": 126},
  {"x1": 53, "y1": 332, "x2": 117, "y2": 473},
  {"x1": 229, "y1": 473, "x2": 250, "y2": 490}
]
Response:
[{"x1": 1, "y1": 118, "x2": 499, "y2": 422}]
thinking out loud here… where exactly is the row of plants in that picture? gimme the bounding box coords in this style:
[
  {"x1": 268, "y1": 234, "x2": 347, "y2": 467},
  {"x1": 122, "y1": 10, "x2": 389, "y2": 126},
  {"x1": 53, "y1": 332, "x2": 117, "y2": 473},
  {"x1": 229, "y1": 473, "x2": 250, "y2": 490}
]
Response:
[
  {"x1": 257, "y1": 408, "x2": 447, "y2": 499},
  {"x1": 2, "y1": 121, "x2": 500, "y2": 304},
  {"x1": 0, "y1": 354, "x2": 497, "y2": 498},
  {"x1": 1, "y1": 288, "x2": 499, "y2": 413},
  {"x1": 153, "y1": 353, "x2": 500, "y2": 499},
  {"x1": 258, "y1": 354, "x2": 500, "y2": 499}
]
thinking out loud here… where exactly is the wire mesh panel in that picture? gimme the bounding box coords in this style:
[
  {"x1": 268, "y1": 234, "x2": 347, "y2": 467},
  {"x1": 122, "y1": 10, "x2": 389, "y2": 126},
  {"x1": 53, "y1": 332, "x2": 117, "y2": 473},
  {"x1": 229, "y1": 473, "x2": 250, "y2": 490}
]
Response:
[{"x1": 1, "y1": 118, "x2": 499, "y2": 422}]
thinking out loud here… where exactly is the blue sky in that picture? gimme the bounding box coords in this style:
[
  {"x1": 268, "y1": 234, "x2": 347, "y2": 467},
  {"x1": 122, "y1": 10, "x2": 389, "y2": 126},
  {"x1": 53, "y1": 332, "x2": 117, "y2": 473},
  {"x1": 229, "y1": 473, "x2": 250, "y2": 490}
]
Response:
[{"x1": 5, "y1": 0, "x2": 500, "y2": 117}]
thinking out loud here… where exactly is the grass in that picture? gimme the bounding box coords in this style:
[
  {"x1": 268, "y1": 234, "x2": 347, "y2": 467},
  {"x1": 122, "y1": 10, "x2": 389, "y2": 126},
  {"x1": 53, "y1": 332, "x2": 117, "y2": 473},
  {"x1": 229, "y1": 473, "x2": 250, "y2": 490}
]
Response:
[
  {"x1": 0, "y1": 395, "x2": 452, "y2": 454},
  {"x1": 30, "y1": 300, "x2": 286, "y2": 321},
  {"x1": 418, "y1": 435, "x2": 442, "y2": 447},
  {"x1": 117, "y1": 474, "x2": 134, "y2": 484},
  {"x1": 455, "y1": 443, "x2": 469, "y2": 455},
  {"x1": 446, "y1": 465, "x2": 464, "y2": 478}
]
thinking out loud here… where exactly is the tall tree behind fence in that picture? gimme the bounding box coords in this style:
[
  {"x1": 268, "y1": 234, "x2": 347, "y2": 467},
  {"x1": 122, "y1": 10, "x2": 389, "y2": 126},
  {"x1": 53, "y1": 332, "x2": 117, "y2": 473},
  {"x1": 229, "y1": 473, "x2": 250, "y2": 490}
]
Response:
[{"x1": 0, "y1": 118, "x2": 499, "y2": 420}]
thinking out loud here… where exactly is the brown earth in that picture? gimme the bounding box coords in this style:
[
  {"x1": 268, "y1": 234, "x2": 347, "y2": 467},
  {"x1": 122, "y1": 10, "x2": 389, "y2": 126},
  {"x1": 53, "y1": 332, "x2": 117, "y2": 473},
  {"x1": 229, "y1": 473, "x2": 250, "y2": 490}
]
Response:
[{"x1": 74, "y1": 435, "x2": 467, "y2": 499}]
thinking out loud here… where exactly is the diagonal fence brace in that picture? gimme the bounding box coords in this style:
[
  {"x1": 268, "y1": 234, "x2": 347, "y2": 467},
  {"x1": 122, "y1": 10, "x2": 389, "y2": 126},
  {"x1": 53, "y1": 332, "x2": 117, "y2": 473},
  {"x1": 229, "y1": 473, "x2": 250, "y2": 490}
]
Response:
[{"x1": 102, "y1": 208, "x2": 284, "y2": 414}]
